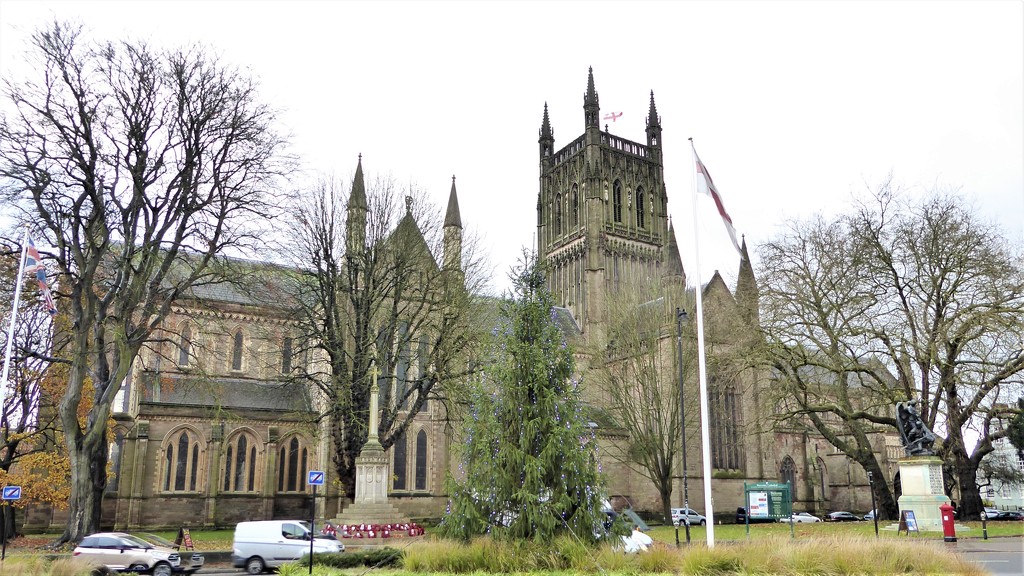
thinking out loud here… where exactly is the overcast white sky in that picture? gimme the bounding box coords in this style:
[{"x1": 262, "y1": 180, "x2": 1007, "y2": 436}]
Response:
[{"x1": 1, "y1": 0, "x2": 1021, "y2": 295}]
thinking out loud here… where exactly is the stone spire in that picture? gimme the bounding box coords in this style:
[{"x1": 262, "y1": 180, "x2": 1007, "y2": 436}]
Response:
[
  {"x1": 645, "y1": 90, "x2": 662, "y2": 150},
  {"x1": 444, "y1": 175, "x2": 463, "y2": 275},
  {"x1": 445, "y1": 176, "x2": 462, "y2": 229},
  {"x1": 583, "y1": 67, "x2": 600, "y2": 128},
  {"x1": 346, "y1": 155, "x2": 368, "y2": 262},
  {"x1": 539, "y1": 102, "x2": 555, "y2": 162},
  {"x1": 666, "y1": 220, "x2": 685, "y2": 279},
  {"x1": 735, "y1": 236, "x2": 760, "y2": 325}
]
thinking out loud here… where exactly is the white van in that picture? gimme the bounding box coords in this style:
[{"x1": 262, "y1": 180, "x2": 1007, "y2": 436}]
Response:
[{"x1": 232, "y1": 520, "x2": 344, "y2": 574}]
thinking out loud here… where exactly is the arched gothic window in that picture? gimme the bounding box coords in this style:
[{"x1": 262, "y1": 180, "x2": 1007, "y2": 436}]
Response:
[
  {"x1": 612, "y1": 181, "x2": 623, "y2": 223},
  {"x1": 555, "y1": 192, "x2": 563, "y2": 235},
  {"x1": 223, "y1": 431, "x2": 259, "y2": 492},
  {"x1": 417, "y1": 334, "x2": 429, "y2": 409},
  {"x1": 162, "y1": 428, "x2": 202, "y2": 492},
  {"x1": 396, "y1": 323, "x2": 410, "y2": 410},
  {"x1": 414, "y1": 429, "x2": 428, "y2": 490},
  {"x1": 709, "y1": 378, "x2": 743, "y2": 470},
  {"x1": 417, "y1": 334, "x2": 429, "y2": 378},
  {"x1": 277, "y1": 435, "x2": 309, "y2": 492},
  {"x1": 178, "y1": 325, "x2": 192, "y2": 366},
  {"x1": 571, "y1": 185, "x2": 579, "y2": 227},
  {"x1": 781, "y1": 456, "x2": 797, "y2": 500},
  {"x1": 231, "y1": 329, "x2": 244, "y2": 371},
  {"x1": 392, "y1": 431, "x2": 408, "y2": 491},
  {"x1": 816, "y1": 457, "x2": 828, "y2": 503},
  {"x1": 107, "y1": 430, "x2": 126, "y2": 493},
  {"x1": 636, "y1": 187, "x2": 646, "y2": 228},
  {"x1": 281, "y1": 336, "x2": 293, "y2": 374}
]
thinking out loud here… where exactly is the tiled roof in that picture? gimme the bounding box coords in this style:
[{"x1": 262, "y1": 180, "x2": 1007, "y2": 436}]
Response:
[
  {"x1": 139, "y1": 372, "x2": 313, "y2": 412},
  {"x1": 551, "y1": 306, "x2": 581, "y2": 340}
]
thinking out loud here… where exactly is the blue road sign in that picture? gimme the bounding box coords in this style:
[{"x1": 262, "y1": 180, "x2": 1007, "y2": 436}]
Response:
[
  {"x1": 2, "y1": 486, "x2": 21, "y2": 500},
  {"x1": 307, "y1": 471, "x2": 325, "y2": 486}
]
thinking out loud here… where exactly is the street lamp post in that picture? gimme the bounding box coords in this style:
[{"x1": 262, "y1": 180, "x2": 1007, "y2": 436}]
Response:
[{"x1": 677, "y1": 307, "x2": 691, "y2": 545}]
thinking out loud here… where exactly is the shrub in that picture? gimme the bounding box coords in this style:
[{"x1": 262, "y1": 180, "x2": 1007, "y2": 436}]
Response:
[{"x1": 297, "y1": 547, "x2": 404, "y2": 570}]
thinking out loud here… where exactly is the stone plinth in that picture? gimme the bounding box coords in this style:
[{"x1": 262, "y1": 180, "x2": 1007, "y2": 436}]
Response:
[
  {"x1": 333, "y1": 439, "x2": 409, "y2": 525},
  {"x1": 331, "y1": 378, "x2": 408, "y2": 526},
  {"x1": 897, "y1": 456, "x2": 950, "y2": 531}
]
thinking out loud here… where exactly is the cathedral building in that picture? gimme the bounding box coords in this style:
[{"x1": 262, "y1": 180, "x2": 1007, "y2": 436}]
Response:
[
  {"x1": 534, "y1": 68, "x2": 895, "y2": 517},
  {"x1": 24, "y1": 69, "x2": 894, "y2": 533}
]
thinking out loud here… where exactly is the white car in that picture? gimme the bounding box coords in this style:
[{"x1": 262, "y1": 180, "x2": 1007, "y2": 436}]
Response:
[
  {"x1": 670, "y1": 507, "x2": 707, "y2": 526},
  {"x1": 984, "y1": 507, "x2": 999, "y2": 519},
  {"x1": 233, "y1": 520, "x2": 344, "y2": 574},
  {"x1": 780, "y1": 512, "x2": 822, "y2": 523}
]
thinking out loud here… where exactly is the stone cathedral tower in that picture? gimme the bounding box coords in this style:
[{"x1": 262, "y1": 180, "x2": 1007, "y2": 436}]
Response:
[{"x1": 537, "y1": 68, "x2": 678, "y2": 339}]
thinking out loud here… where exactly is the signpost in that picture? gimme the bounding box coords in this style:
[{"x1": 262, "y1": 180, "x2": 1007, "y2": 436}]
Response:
[
  {"x1": 2, "y1": 486, "x2": 21, "y2": 560},
  {"x1": 307, "y1": 471, "x2": 325, "y2": 575}
]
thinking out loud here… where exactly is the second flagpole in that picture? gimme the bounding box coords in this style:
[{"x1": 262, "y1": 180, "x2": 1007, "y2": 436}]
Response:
[
  {"x1": 687, "y1": 137, "x2": 716, "y2": 548},
  {"x1": 1, "y1": 228, "x2": 31, "y2": 409}
]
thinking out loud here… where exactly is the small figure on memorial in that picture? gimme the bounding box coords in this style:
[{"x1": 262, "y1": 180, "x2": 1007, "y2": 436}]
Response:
[{"x1": 896, "y1": 399, "x2": 937, "y2": 456}]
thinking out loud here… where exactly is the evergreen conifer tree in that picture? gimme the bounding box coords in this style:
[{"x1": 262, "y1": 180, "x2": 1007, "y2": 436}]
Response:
[{"x1": 440, "y1": 255, "x2": 608, "y2": 543}]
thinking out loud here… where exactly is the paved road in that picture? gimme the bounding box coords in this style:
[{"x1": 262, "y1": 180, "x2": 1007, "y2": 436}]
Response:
[{"x1": 949, "y1": 537, "x2": 1023, "y2": 576}]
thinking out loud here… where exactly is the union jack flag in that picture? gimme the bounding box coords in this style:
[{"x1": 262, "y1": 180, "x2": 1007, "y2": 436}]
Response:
[{"x1": 25, "y1": 238, "x2": 57, "y2": 316}]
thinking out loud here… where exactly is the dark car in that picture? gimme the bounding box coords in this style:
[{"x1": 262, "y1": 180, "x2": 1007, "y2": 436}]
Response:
[
  {"x1": 736, "y1": 507, "x2": 774, "y2": 524},
  {"x1": 825, "y1": 511, "x2": 860, "y2": 522},
  {"x1": 991, "y1": 510, "x2": 1024, "y2": 521}
]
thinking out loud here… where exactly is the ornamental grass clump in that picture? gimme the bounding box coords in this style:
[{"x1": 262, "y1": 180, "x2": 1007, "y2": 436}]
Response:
[
  {"x1": 401, "y1": 534, "x2": 986, "y2": 575},
  {"x1": 0, "y1": 557, "x2": 101, "y2": 576}
]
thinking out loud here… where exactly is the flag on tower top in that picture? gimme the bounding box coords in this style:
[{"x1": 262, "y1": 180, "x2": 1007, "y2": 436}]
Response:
[{"x1": 693, "y1": 148, "x2": 742, "y2": 254}]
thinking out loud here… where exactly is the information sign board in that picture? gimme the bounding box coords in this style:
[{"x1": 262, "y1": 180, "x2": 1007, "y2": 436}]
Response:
[
  {"x1": 898, "y1": 510, "x2": 919, "y2": 535},
  {"x1": 745, "y1": 482, "x2": 791, "y2": 520}
]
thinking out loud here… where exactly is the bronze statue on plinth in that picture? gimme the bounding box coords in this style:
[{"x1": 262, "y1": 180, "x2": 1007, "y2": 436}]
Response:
[{"x1": 896, "y1": 399, "x2": 936, "y2": 456}]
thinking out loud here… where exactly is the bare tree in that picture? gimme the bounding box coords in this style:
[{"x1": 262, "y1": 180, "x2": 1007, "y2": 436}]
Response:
[
  {"x1": 585, "y1": 280, "x2": 698, "y2": 524},
  {"x1": 757, "y1": 213, "x2": 902, "y2": 518},
  {"x1": 758, "y1": 182, "x2": 1024, "y2": 520},
  {"x1": 282, "y1": 168, "x2": 490, "y2": 500},
  {"x1": 0, "y1": 22, "x2": 290, "y2": 542}
]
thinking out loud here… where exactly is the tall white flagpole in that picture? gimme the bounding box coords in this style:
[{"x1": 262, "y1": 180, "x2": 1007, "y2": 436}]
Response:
[
  {"x1": 688, "y1": 138, "x2": 716, "y2": 547},
  {"x1": 1, "y1": 228, "x2": 31, "y2": 408}
]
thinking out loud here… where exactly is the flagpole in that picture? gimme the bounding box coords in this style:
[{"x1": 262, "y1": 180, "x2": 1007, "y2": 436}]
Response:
[
  {"x1": 1, "y1": 228, "x2": 31, "y2": 408},
  {"x1": 688, "y1": 138, "x2": 716, "y2": 548}
]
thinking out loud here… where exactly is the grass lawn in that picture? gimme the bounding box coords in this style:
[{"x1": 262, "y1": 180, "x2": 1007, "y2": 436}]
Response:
[{"x1": 646, "y1": 519, "x2": 1024, "y2": 543}]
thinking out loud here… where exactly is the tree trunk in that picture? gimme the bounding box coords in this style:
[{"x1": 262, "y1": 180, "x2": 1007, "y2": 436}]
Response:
[
  {"x1": 60, "y1": 436, "x2": 108, "y2": 543},
  {"x1": 861, "y1": 458, "x2": 899, "y2": 520},
  {"x1": 954, "y1": 458, "x2": 984, "y2": 520},
  {"x1": 0, "y1": 503, "x2": 13, "y2": 545},
  {"x1": 331, "y1": 409, "x2": 358, "y2": 501},
  {"x1": 659, "y1": 483, "x2": 673, "y2": 526}
]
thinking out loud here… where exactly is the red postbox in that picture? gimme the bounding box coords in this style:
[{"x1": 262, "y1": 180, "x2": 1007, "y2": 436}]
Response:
[{"x1": 939, "y1": 502, "x2": 957, "y2": 542}]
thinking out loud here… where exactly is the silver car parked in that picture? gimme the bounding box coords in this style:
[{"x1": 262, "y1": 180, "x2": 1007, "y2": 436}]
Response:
[{"x1": 73, "y1": 532, "x2": 180, "y2": 576}]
